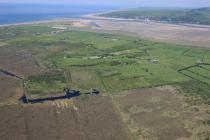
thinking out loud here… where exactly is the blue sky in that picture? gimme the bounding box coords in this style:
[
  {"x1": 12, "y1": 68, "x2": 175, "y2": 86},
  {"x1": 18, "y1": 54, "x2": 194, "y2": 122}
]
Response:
[{"x1": 0, "y1": 0, "x2": 210, "y2": 8}]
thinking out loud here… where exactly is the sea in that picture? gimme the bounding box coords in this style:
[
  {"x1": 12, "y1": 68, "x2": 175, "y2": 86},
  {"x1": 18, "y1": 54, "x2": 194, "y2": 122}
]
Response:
[{"x1": 0, "y1": 3, "x2": 119, "y2": 25}]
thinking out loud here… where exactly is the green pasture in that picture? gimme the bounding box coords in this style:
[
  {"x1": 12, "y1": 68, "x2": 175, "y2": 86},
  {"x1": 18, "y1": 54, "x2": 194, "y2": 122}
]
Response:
[
  {"x1": 26, "y1": 71, "x2": 66, "y2": 99},
  {"x1": 2, "y1": 25, "x2": 210, "y2": 99},
  {"x1": 179, "y1": 64, "x2": 210, "y2": 85}
]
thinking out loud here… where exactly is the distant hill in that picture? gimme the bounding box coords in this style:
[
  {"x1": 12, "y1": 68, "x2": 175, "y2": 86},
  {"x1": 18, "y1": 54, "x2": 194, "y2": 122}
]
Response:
[{"x1": 100, "y1": 7, "x2": 210, "y2": 25}]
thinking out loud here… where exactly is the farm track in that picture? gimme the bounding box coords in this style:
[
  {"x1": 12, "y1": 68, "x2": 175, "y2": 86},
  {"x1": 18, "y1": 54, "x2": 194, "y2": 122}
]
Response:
[{"x1": 94, "y1": 69, "x2": 134, "y2": 140}]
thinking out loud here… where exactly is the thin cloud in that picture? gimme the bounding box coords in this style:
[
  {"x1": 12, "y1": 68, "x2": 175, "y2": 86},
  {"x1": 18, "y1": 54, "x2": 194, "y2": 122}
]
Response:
[{"x1": 0, "y1": 0, "x2": 210, "y2": 8}]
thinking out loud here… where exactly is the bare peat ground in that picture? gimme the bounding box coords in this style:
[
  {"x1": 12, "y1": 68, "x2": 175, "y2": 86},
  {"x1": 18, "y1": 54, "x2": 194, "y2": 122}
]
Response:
[
  {"x1": 0, "y1": 74, "x2": 22, "y2": 106},
  {"x1": 0, "y1": 47, "x2": 44, "y2": 105},
  {"x1": 0, "y1": 96, "x2": 130, "y2": 140},
  {"x1": 0, "y1": 53, "x2": 43, "y2": 77},
  {"x1": 114, "y1": 86, "x2": 210, "y2": 140}
]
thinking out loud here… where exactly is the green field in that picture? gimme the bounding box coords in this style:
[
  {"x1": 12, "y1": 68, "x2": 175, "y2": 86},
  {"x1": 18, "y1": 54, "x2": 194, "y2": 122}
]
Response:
[
  {"x1": 26, "y1": 71, "x2": 67, "y2": 99},
  {"x1": 1, "y1": 25, "x2": 210, "y2": 102},
  {"x1": 179, "y1": 64, "x2": 210, "y2": 84}
]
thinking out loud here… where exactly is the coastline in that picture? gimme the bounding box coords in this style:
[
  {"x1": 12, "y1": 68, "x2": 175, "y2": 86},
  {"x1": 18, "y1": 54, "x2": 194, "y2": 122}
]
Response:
[
  {"x1": 1, "y1": 11, "x2": 210, "y2": 29},
  {"x1": 0, "y1": 11, "x2": 126, "y2": 27},
  {"x1": 1, "y1": 12, "x2": 210, "y2": 49},
  {"x1": 87, "y1": 13, "x2": 210, "y2": 28},
  {"x1": 0, "y1": 17, "x2": 87, "y2": 27}
]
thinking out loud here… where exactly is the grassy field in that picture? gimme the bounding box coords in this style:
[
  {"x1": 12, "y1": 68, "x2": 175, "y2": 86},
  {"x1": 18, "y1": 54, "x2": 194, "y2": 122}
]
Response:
[
  {"x1": 26, "y1": 71, "x2": 66, "y2": 98},
  {"x1": 1, "y1": 25, "x2": 210, "y2": 102}
]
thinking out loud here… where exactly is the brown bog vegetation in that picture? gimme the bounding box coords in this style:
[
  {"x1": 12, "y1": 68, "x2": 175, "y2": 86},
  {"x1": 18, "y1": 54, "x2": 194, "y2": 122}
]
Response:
[
  {"x1": 0, "y1": 75, "x2": 22, "y2": 105},
  {"x1": 114, "y1": 86, "x2": 210, "y2": 140},
  {"x1": 0, "y1": 96, "x2": 130, "y2": 140}
]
